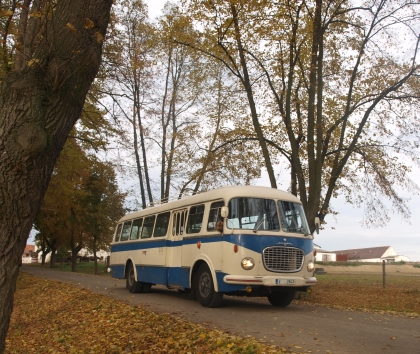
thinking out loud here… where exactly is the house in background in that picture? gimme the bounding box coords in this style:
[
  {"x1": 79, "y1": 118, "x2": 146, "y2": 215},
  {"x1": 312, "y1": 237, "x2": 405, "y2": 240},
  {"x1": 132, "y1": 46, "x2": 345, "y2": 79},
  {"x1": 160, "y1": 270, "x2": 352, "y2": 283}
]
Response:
[
  {"x1": 333, "y1": 246, "x2": 410, "y2": 263},
  {"x1": 314, "y1": 243, "x2": 337, "y2": 262},
  {"x1": 22, "y1": 244, "x2": 37, "y2": 264}
]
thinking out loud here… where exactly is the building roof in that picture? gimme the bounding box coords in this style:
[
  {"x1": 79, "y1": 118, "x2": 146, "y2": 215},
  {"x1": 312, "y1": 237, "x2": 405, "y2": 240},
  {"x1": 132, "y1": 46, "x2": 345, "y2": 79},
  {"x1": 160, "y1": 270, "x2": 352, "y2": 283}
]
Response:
[{"x1": 333, "y1": 246, "x2": 391, "y2": 260}]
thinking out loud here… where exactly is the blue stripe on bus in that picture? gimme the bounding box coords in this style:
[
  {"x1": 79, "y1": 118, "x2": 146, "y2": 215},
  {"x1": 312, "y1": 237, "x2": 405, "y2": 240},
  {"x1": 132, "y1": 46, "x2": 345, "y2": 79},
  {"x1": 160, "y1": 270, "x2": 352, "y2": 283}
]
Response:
[
  {"x1": 111, "y1": 264, "x2": 255, "y2": 292},
  {"x1": 111, "y1": 233, "x2": 313, "y2": 255}
]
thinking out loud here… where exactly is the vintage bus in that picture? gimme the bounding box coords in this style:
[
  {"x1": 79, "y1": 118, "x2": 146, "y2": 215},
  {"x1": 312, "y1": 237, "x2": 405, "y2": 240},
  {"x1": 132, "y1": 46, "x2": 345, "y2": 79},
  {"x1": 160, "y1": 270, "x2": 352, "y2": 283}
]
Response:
[{"x1": 109, "y1": 185, "x2": 317, "y2": 308}]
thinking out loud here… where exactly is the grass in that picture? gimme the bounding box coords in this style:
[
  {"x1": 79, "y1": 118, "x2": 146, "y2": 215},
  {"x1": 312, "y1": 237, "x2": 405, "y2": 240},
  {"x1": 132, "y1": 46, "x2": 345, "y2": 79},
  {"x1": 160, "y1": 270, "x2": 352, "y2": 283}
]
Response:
[
  {"x1": 36, "y1": 260, "x2": 110, "y2": 275},
  {"x1": 297, "y1": 274, "x2": 420, "y2": 315}
]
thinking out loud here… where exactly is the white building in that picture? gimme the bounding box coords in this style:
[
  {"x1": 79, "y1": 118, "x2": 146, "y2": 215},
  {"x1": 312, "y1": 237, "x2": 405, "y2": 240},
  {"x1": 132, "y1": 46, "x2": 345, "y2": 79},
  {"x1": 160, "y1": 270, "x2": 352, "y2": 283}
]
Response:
[
  {"x1": 314, "y1": 243, "x2": 336, "y2": 262},
  {"x1": 333, "y1": 246, "x2": 410, "y2": 263}
]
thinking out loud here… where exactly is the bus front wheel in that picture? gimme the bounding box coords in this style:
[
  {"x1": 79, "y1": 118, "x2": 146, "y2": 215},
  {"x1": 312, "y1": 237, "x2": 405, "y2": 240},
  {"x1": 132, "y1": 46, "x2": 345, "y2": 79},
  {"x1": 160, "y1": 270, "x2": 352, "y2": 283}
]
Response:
[
  {"x1": 195, "y1": 263, "x2": 223, "y2": 308},
  {"x1": 126, "y1": 262, "x2": 143, "y2": 293},
  {"x1": 267, "y1": 291, "x2": 295, "y2": 307}
]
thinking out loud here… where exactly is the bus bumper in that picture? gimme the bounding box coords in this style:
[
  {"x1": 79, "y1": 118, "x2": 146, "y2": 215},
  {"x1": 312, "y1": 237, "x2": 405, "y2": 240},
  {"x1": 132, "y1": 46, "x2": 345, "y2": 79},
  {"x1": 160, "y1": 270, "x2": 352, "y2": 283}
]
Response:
[{"x1": 223, "y1": 275, "x2": 317, "y2": 287}]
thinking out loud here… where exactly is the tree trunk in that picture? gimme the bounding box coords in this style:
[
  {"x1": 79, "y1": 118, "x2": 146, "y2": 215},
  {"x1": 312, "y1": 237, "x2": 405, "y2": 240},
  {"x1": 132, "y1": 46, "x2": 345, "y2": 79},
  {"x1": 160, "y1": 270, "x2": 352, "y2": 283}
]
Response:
[
  {"x1": 49, "y1": 248, "x2": 57, "y2": 269},
  {"x1": 0, "y1": 1, "x2": 112, "y2": 352},
  {"x1": 230, "y1": 4, "x2": 277, "y2": 189},
  {"x1": 71, "y1": 244, "x2": 83, "y2": 273},
  {"x1": 93, "y1": 234, "x2": 98, "y2": 275}
]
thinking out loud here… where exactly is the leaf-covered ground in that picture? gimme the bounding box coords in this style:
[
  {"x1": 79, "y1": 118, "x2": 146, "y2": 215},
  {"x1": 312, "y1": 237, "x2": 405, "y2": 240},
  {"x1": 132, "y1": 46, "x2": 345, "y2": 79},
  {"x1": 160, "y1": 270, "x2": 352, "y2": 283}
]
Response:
[
  {"x1": 298, "y1": 274, "x2": 420, "y2": 316},
  {"x1": 6, "y1": 273, "x2": 293, "y2": 354}
]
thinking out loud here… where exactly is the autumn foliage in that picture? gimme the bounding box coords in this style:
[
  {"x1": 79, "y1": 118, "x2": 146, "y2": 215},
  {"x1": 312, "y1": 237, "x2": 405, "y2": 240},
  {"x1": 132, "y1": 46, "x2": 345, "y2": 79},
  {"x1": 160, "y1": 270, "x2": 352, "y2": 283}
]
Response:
[{"x1": 6, "y1": 273, "x2": 290, "y2": 354}]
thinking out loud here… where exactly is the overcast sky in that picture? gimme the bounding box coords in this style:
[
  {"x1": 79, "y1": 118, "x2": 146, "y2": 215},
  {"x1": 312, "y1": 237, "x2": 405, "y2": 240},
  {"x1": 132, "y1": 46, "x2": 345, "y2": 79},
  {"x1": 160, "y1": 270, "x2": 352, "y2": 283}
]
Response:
[{"x1": 144, "y1": 0, "x2": 420, "y2": 262}]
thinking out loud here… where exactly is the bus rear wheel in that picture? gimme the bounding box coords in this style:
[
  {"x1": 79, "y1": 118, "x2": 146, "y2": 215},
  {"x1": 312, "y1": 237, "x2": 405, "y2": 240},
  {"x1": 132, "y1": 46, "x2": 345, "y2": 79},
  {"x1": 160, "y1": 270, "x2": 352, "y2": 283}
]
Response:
[
  {"x1": 126, "y1": 262, "x2": 143, "y2": 293},
  {"x1": 267, "y1": 291, "x2": 295, "y2": 307},
  {"x1": 195, "y1": 264, "x2": 223, "y2": 308}
]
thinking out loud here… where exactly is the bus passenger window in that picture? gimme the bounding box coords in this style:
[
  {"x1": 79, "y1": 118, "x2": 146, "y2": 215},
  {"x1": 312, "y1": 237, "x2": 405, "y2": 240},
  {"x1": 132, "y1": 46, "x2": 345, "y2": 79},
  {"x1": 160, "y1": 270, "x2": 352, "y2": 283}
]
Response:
[
  {"x1": 207, "y1": 201, "x2": 224, "y2": 231},
  {"x1": 186, "y1": 204, "x2": 205, "y2": 234},
  {"x1": 172, "y1": 212, "x2": 178, "y2": 236},
  {"x1": 120, "y1": 221, "x2": 132, "y2": 241},
  {"x1": 154, "y1": 212, "x2": 170, "y2": 237},
  {"x1": 141, "y1": 216, "x2": 155, "y2": 239},
  {"x1": 114, "y1": 223, "x2": 123, "y2": 242},
  {"x1": 130, "y1": 218, "x2": 143, "y2": 240},
  {"x1": 180, "y1": 211, "x2": 185, "y2": 235}
]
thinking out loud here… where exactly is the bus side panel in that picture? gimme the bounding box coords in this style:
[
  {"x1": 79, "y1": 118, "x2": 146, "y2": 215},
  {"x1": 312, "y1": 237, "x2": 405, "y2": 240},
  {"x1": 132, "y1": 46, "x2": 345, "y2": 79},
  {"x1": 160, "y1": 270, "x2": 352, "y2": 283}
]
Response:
[
  {"x1": 110, "y1": 264, "x2": 125, "y2": 279},
  {"x1": 181, "y1": 235, "x2": 223, "y2": 290},
  {"x1": 136, "y1": 265, "x2": 166, "y2": 284},
  {"x1": 166, "y1": 239, "x2": 183, "y2": 287},
  {"x1": 109, "y1": 245, "x2": 127, "y2": 279},
  {"x1": 135, "y1": 240, "x2": 166, "y2": 284}
]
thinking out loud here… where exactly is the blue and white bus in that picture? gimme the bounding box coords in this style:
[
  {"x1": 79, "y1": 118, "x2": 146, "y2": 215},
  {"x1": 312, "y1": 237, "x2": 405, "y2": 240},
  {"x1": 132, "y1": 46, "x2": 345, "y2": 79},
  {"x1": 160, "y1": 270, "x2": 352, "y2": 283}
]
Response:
[{"x1": 109, "y1": 186, "x2": 317, "y2": 307}]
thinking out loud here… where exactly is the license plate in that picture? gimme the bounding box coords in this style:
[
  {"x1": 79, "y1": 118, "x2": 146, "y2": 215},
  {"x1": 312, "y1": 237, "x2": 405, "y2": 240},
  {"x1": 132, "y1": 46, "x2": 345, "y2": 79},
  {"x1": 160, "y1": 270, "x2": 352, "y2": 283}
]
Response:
[{"x1": 275, "y1": 279, "x2": 296, "y2": 284}]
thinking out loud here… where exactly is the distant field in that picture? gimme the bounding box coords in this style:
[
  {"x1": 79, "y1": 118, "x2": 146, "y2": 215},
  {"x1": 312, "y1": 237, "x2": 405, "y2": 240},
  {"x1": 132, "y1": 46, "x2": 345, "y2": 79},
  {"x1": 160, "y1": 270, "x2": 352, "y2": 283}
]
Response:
[{"x1": 297, "y1": 273, "x2": 420, "y2": 315}]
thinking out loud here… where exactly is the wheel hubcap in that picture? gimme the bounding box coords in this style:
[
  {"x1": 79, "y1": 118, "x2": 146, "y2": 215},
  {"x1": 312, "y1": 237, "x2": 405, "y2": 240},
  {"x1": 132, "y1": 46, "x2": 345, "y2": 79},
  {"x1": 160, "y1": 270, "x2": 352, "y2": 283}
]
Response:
[
  {"x1": 199, "y1": 272, "x2": 211, "y2": 297},
  {"x1": 129, "y1": 269, "x2": 134, "y2": 286}
]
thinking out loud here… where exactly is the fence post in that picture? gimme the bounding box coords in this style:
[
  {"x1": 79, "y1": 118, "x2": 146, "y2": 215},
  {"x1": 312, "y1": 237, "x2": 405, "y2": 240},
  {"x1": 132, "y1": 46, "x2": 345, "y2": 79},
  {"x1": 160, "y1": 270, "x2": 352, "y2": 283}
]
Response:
[{"x1": 382, "y1": 260, "x2": 386, "y2": 288}]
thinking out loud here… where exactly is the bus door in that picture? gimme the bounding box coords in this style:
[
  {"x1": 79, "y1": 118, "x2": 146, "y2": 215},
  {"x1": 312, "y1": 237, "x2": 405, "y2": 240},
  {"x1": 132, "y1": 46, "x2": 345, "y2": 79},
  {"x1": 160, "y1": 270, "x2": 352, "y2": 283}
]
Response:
[{"x1": 166, "y1": 209, "x2": 187, "y2": 287}]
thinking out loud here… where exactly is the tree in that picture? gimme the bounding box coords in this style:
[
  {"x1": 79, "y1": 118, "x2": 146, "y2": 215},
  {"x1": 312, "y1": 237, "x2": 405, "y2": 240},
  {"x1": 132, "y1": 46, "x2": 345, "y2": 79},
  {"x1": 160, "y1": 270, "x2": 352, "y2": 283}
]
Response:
[
  {"x1": 181, "y1": 0, "x2": 420, "y2": 230},
  {"x1": 81, "y1": 157, "x2": 126, "y2": 275},
  {"x1": 103, "y1": 0, "x2": 155, "y2": 208},
  {"x1": 38, "y1": 138, "x2": 91, "y2": 271},
  {"x1": 0, "y1": 0, "x2": 112, "y2": 351}
]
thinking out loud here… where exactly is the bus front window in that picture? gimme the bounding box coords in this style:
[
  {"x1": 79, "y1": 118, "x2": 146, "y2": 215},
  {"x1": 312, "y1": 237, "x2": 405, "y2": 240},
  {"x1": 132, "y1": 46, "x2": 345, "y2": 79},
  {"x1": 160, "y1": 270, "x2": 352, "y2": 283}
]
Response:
[
  {"x1": 278, "y1": 201, "x2": 310, "y2": 235},
  {"x1": 227, "y1": 198, "x2": 279, "y2": 231}
]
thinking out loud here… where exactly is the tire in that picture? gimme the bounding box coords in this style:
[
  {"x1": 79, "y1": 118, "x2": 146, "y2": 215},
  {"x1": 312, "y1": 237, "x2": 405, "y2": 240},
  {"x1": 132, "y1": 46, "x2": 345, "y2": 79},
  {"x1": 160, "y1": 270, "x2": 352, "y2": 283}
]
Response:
[
  {"x1": 126, "y1": 262, "x2": 143, "y2": 293},
  {"x1": 267, "y1": 291, "x2": 295, "y2": 307},
  {"x1": 195, "y1": 263, "x2": 223, "y2": 308}
]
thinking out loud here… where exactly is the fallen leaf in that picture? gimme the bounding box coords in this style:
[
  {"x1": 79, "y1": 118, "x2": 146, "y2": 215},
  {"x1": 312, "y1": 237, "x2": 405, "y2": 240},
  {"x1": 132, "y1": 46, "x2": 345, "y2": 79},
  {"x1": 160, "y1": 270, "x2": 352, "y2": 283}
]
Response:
[
  {"x1": 84, "y1": 18, "x2": 94, "y2": 29},
  {"x1": 94, "y1": 31, "x2": 103, "y2": 43},
  {"x1": 65, "y1": 23, "x2": 77, "y2": 35}
]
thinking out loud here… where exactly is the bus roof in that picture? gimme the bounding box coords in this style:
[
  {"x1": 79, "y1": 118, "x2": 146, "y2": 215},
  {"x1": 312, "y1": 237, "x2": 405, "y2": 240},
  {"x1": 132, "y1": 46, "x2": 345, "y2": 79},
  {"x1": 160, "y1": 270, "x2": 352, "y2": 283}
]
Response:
[{"x1": 119, "y1": 185, "x2": 302, "y2": 223}]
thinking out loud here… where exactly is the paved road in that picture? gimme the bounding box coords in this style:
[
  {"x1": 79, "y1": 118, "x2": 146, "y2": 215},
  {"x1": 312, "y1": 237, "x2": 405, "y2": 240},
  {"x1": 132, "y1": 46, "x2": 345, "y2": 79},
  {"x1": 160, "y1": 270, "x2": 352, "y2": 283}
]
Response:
[{"x1": 21, "y1": 265, "x2": 420, "y2": 354}]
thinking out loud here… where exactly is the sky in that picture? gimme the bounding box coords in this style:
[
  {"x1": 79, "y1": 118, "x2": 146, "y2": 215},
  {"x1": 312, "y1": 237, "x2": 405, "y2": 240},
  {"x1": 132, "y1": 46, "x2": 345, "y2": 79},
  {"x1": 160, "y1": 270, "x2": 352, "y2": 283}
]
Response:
[{"x1": 143, "y1": 0, "x2": 420, "y2": 262}]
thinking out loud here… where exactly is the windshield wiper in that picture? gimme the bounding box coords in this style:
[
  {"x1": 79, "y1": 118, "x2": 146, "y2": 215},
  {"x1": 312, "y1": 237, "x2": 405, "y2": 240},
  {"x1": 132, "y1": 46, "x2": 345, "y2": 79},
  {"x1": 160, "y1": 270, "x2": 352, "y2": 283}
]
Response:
[{"x1": 253, "y1": 216, "x2": 265, "y2": 233}]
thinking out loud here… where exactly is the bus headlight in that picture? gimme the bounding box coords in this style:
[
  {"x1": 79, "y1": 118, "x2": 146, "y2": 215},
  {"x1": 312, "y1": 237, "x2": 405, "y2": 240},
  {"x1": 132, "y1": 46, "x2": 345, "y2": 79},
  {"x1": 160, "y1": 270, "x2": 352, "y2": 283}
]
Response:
[
  {"x1": 307, "y1": 261, "x2": 315, "y2": 272},
  {"x1": 241, "y1": 257, "x2": 255, "y2": 270}
]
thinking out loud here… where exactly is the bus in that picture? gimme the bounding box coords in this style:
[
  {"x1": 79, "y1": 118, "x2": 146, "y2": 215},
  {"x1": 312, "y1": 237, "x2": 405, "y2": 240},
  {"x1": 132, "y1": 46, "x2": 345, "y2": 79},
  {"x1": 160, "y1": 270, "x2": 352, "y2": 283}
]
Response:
[{"x1": 109, "y1": 185, "x2": 317, "y2": 308}]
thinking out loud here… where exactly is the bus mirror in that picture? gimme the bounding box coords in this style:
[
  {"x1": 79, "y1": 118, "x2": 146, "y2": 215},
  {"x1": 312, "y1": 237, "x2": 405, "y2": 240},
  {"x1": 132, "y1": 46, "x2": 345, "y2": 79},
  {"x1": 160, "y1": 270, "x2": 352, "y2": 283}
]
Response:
[
  {"x1": 221, "y1": 206, "x2": 229, "y2": 218},
  {"x1": 314, "y1": 217, "x2": 320, "y2": 235}
]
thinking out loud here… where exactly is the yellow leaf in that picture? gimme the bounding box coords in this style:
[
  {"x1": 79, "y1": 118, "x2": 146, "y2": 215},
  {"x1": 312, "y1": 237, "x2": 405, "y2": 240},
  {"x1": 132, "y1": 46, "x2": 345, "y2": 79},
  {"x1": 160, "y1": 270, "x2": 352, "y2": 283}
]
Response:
[
  {"x1": 65, "y1": 23, "x2": 77, "y2": 35},
  {"x1": 84, "y1": 18, "x2": 94, "y2": 29},
  {"x1": 1, "y1": 10, "x2": 13, "y2": 17},
  {"x1": 28, "y1": 59, "x2": 39, "y2": 67},
  {"x1": 94, "y1": 31, "x2": 103, "y2": 43},
  {"x1": 29, "y1": 11, "x2": 41, "y2": 18}
]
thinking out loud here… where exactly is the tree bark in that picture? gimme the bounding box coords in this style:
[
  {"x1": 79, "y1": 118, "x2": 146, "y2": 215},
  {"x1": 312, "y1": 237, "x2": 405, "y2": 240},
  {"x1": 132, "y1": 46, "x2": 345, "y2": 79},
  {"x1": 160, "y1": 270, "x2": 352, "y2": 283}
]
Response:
[{"x1": 0, "y1": 0, "x2": 112, "y2": 352}]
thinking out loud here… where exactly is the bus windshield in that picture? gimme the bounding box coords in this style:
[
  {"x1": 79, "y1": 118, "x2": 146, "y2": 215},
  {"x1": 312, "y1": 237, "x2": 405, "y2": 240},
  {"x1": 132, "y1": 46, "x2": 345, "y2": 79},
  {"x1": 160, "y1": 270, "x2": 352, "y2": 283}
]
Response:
[
  {"x1": 278, "y1": 201, "x2": 310, "y2": 235},
  {"x1": 227, "y1": 197, "x2": 310, "y2": 234},
  {"x1": 227, "y1": 197, "x2": 279, "y2": 231}
]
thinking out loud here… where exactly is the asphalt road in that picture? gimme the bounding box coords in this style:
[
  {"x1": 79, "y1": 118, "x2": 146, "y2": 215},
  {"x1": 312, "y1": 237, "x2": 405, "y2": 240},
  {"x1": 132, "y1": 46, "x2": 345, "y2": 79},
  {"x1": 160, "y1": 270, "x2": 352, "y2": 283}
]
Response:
[{"x1": 21, "y1": 265, "x2": 420, "y2": 354}]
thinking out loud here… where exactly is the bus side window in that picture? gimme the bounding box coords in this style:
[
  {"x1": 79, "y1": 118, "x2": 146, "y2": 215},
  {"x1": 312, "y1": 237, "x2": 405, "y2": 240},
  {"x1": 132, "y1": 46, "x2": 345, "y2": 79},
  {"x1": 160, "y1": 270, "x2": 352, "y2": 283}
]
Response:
[
  {"x1": 207, "y1": 201, "x2": 224, "y2": 231},
  {"x1": 154, "y1": 212, "x2": 170, "y2": 237},
  {"x1": 130, "y1": 218, "x2": 143, "y2": 240},
  {"x1": 120, "y1": 221, "x2": 132, "y2": 242},
  {"x1": 186, "y1": 204, "x2": 205, "y2": 234},
  {"x1": 180, "y1": 211, "x2": 185, "y2": 235},
  {"x1": 114, "y1": 223, "x2": 123, "y2": 242},
  {"x1": 172, "y1": 212, "x2": 178, "y2": 236},
  {"x1": 141, "y1": 215, "x2": 155, "y2": 239}
]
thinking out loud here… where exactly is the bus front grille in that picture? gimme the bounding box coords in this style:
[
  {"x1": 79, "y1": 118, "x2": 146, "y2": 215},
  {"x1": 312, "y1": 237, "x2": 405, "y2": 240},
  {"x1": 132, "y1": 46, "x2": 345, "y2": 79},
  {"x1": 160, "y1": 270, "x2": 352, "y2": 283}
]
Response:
[{"x1": 262, "y1": 246, "x2": 304, "y2": 272}]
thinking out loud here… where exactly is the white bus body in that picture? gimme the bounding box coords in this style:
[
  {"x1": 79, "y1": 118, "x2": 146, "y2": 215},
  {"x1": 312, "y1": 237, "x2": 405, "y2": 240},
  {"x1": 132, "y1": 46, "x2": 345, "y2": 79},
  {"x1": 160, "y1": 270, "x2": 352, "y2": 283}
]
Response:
[{"x1": 109, "y1": 186, "x2": 316, "y2": 307}]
